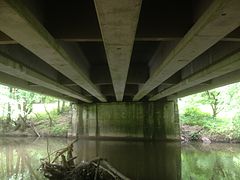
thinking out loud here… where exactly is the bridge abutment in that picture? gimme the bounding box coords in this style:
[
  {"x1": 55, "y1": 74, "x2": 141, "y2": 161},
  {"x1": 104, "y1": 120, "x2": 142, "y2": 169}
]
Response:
[{"x1": 69, "y1": 99, "x2": 180, "y2": 140}]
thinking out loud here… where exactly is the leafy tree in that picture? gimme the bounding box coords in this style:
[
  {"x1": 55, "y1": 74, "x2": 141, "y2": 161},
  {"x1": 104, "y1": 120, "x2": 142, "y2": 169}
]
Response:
[
  {"x1": 16, "y1": 90, "x2": 42, "y2": 119},
  {"x1": 200, "y1": 90, "x2": 224, "y2": 119}
]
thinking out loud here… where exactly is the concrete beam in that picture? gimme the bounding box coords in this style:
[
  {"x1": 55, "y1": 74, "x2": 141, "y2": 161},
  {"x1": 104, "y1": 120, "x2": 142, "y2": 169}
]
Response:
[
  {"x1": 100, "y1": 84, "x2": 138, "y2": 96},
  {"x1": 150, "y1": 50, "x2": 240, "y2": 101},
  {"x1": 169, "y1": 70, "x2": 240, "y2": 100},
  {"x1": 94, "y1": 0, "x2": 142, "y2": 101},
  {"x1": 1, "y1": 28, "x2": 240, "y2": 44},
  {"x1": 0, "y1": 44, "x2": 60, "y2": 82},
  {"x1": 0, "y1": 31, "x2": 15, "y2": 44},
  {"x1": 181, "y1": 42, "x2": 240, "y2": 80},
  {"x1": 90, "y1": 65, "x2": 148, "y2": 85},
  {"x1": 1, "y1": 30, "x2": 240, "y2": 44},
  {"x1": 0, "y1": 0, "x2": 106, "y2": 102},
  {"x1": 0, "y1": 52, "x2": 92, "y2": 102},
  {"x1": 0, "y1": 72, "x2": 76, "y2": 102},
  {"x1": 134, "y1": 0, "x2": 240, "y2": 101}
]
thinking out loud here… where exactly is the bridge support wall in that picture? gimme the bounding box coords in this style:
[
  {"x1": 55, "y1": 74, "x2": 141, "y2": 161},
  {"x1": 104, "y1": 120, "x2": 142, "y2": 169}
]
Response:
[{"x1": 69, "y1": 99, "x2": 180, "y2": 140}]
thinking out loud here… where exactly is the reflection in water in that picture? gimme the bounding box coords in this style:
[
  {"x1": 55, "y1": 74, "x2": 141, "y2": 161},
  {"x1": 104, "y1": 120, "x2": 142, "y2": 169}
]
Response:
[
  {"x1": 182, "y1": 143, "x2": 240, "y2": 180},
  {"x1": 0, "y1": 137, "x2": 181, "y2": 180},
  {"x1": 1, "y1": 138, "x2": 240, "y2": 180},
  {"x1": 0, "y1": 137, "x2": 69, "y2": 180},
  {"x1": 74, "y1": 140, "x2": 181, "y2": 180}
]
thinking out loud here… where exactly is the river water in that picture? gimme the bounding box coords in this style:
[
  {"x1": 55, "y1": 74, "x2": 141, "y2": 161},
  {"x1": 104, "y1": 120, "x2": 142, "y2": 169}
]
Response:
[{"x1": 0, "y1": 137, "x2": 240, "y2": 180}]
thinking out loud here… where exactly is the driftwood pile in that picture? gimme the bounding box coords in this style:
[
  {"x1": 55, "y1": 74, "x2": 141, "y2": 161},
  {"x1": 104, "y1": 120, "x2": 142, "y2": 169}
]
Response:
[{"x1": 39, "y1": 140, "x2": 130, "y2": 180}]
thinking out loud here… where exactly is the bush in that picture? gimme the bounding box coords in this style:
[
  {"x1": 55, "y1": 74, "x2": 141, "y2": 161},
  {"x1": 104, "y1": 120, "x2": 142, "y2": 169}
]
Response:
[
  {"x1": 181, "y1": 107, "x2": 235, "y2": 137},
  {"x1": 180, "y1": 107, "x2": 213, "y2": 128},
  {"x1": 32, "y1": 109, "x2": 60, "y2": 122},
  {"x1": 50, "y1": 124, "x2": 69, "y2": 136},
  {"x1": 189, "y1": 131, "x2": 201, "y2": 140},
  {"x1": 233, "y1": 113, "x2": 240, "y2": 138}
]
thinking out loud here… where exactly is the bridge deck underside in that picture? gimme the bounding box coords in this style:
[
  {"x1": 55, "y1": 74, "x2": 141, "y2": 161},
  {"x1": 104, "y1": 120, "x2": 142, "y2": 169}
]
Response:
[{"x1": 0, "y1": 0, "x2": 239, "y2": 102}]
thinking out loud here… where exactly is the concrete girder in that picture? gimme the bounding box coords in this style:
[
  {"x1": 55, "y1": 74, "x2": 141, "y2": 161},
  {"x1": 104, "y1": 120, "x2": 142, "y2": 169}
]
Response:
[
  {"x1": 1, "y1": 28, "x2": 240, "y2": 44},
  {"x1": 181, "y1": 42, "x2": 240, "y2": 80},
  {"x1": 134, "y1": 0, "x2": 240, "y2": 101},
  {"x1": 0, "y1": 44, "x2": 60, "y2": 82},
  {"x1": 0, "y1": 52, "x2": 92, "y2": 102},
  {"x1": 168, "y1": 70, "x2": 240, "y2": 100},
  {"x1": 150, "y1": 50, "x2": 240, "y2": 101},
  {"x1": 90, "y1": 65, "x2": 148, "y2": 85},
  {"x1": 0, "y1": 71, "x2": 76, "y2": 102},
  {"x1": 0, "y1": 31, "x2": 15, "y2": 44},
  {"x1": 0, "y1": 0, "x2": 106, "y2": 102},
  {"x1": 100, "y1": 84, "x2": 138, "y2": 97},
  {"x1": 94, "y1": 0, "x2": 142, "y2": 101}
]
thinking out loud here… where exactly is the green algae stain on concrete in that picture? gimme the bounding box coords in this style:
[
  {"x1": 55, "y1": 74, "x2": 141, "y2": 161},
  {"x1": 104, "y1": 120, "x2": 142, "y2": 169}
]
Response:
[
  {"x1": 77, "y1": 99, "x2": 180, "y2": 140},
  {"x1": 97, "y1": 102, "x2": 144, "y2": 137}
]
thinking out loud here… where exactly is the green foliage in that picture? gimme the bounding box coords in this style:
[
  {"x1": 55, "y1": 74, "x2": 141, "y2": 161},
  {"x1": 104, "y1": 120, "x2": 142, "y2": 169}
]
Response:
[
  {"x1": 33, "y1": 107, "x2": 71, "y2": 136},
  {"x1": 182, "y1": 145, "x2": 240, "y2": 180},
  {"x1": 179, "y1": 82, "x2": 240, "y2": 140},
  {"x1": 189, "y1": 131, "x2": 201, "y2": 140},
  {"x1": 206, "y1": 118, "x2": 233, "y2": 137},
  {"x1": 33, "y1": 109, "x2": 59, "y2": 122},
  {"x1": 50, "y1": 124, "x2": 69, "y2": 136},
  {"x1": 199, "y1": 90, "x2": 224, "y2": 118},
  {"x1": 233, "y1": 113, "x2": 240, "y2": 138},
  {"x1": 181, "y1": 107, "x2": 213, "y2": 128},
  {"x1": 180, "y1": 107, "x2": 235, "y2": 137}
]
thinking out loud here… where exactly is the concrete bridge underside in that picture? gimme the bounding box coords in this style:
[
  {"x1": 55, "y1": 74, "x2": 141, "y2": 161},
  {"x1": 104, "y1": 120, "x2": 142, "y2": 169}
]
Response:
[{"x1": 0, "y1": 0, "x2": 240, "y2": 140}]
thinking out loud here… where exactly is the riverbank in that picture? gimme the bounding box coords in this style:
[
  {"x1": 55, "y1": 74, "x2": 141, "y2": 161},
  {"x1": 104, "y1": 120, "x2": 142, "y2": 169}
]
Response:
[
  {"x1": 181, "y1": 125, "x2": 240, "y2": 143},
  {"x1": 0, "y1": 111, "x2": 71, "y2": 137}
]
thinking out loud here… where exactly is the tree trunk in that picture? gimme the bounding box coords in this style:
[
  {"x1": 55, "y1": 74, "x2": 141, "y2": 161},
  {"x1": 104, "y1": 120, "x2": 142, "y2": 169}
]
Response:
[
  {"x1": 7, "y1": 87, "x2": 13, "y2": 123},
  {"x1": 57, "y1": 100, "x2": 60, "y2": 114},
  {"x1": 42, "y1": 97, "x2": 53, "y2": 127},
  {"x1": 44, "y1": 104, "x2": 53, "y2": 127},
  {"x1": 61, "y1": 101, "x2": 65, "y2": 113}
]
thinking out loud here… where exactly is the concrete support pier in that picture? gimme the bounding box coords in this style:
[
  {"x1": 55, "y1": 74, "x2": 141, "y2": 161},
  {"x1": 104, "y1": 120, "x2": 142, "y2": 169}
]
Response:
[{"x1": 69, "y1": 99, "x2": 180, "y2": 141}]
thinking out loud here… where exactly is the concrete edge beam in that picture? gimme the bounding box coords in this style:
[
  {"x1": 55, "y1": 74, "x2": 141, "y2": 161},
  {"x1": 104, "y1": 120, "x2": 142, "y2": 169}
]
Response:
[
  {"x1": 134, "y1": 0, "x2": 240, "y2": 101},
  {"x1": 94, "y1": 0, "x2": 142, "y2": 101},
  {"x1": 181, "y1": 42, "x2": 240, "y2": 80},
  {"x1": 0, "y1": 71, "x2": 76, "y2": 102},
  {"x1": 0, "y1": 0, "x2": 106, "y2": 102},
  {"x1": 168, "y1": 70, "x2": 240, "y2": 100},
  {"x1": 1, "y1": 28, "x2": 240, "y2": 44},
  {"x1": 0, "y1": 52, "x2": 92, "y2": 103},
  {"x1": 150, "y1": 50, "x2": 240, "y2": 101}
]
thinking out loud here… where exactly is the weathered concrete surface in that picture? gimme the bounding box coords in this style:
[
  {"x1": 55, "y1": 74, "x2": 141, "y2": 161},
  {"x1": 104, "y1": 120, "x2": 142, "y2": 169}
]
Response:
[
  {"x1": 0, "y1": 0, "x2": 106, "y2": 102},
  {"x1": 70, "y1": 99, "x2": 180, "y2": 140},
  {"x1": 0, "y1": 51, "x2": 91, "y2": 102},
  {"x1": 94, "y1": 0, "x2": 142, "y2": 101},
  {"x1": 169, "y1": 70, "x2": 240, "y2": 100},
  {"x1": 134, "y1": 0, "x2": 240, "y2": 101},
  {"x1": 150, "y1": 49, "x2": 240, "y2": 101},
  {"x1": 68, "y1": 105, "x2": 78, "y2": 137},
  {"x1": 0, "y1": 71, "x2": 76, "y2": 102}
]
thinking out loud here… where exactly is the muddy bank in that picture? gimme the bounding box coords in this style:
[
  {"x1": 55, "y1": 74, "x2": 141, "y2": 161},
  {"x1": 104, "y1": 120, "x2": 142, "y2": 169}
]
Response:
[{"x1": 181, "y1": 125, "x2": 240, "y2": 143}]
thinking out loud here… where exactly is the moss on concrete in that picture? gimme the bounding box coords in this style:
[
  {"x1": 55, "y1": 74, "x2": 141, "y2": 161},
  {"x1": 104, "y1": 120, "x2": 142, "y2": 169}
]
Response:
[{"x1": 72, "y1": 99, "x2": 180, "y2": 140}]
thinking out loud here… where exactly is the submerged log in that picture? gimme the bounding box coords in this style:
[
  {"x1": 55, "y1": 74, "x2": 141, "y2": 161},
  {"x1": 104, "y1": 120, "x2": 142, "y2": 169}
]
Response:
[{"x1": 39, "y1": 140, "x2": 130, "y2": 180}]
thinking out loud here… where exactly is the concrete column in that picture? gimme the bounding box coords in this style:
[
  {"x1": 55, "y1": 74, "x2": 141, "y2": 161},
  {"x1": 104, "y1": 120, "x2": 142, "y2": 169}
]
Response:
[
  {"x1": 72, "y1": 100, "x2": 180, "y2": 140},
  {"x1": 68, "y1": 103, "x2": 85, "y2": 137},
  {"x1": 77, "y1": 104, "x2": 84, "y2": 136},
  {"x1": 162, "y1": 100, "x2": 180, "y2": 140},
  {"x1": 67, "y1": 104, "x2": 78, "y2": 137}
]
